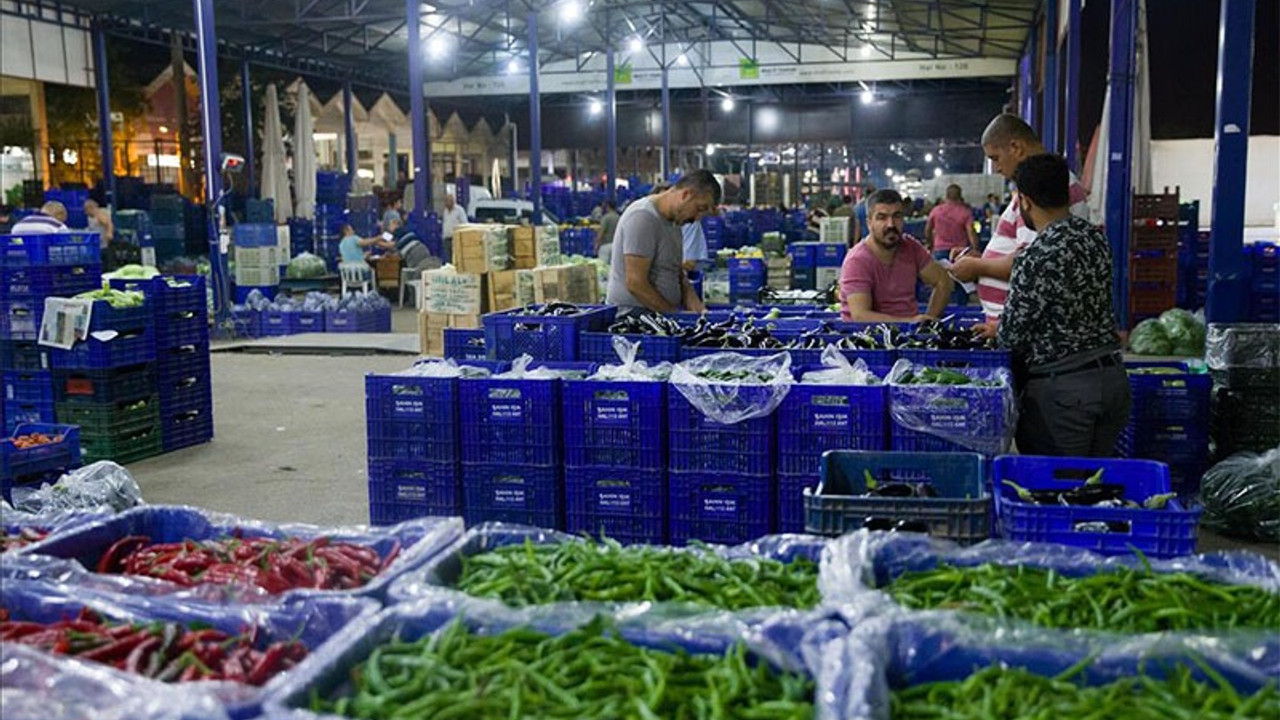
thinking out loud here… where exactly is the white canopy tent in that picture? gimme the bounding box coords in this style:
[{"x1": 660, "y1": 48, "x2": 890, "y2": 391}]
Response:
[
  {"x1": 293, "y1": 83, "x2": 317, "y2": 219},
  {"x1": 260, "y1": 84, "x2": 292, "y2": 224}
]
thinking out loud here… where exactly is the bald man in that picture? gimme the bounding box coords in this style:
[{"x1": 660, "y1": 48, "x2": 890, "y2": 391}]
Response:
[
  {"x1": 951, "y1": 114, "x2": 1090, "y2": 323},
  {"x1": 11, "y1": 201, "x2": 69, "y2": 234}
]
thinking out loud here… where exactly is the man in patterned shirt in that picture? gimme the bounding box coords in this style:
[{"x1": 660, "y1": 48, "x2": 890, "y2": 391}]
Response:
[
  {"x1": 952, "y1": 114, "x2": 1090, "y2": 323},
  {"x1": 977, "y1": 154, "x2": 1130, "y2": 457}
]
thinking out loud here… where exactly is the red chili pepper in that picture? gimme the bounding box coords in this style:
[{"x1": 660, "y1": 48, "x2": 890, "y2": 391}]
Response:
[
  {"x1": 124, "y1": 635, "x2": 163, "y2": 674},
  {"x1": 78, "y1": 628, "x2": 154, "y2": 663},
  {"x1": 244, "y1": 642, "x2": 290, "y2": 686},
  {"x1": 97, "y1": 535, "x2": 152, "y2": 573}
]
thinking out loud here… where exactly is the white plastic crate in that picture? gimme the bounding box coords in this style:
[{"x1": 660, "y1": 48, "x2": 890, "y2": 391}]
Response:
[
  {"x1": 234, "y1": 264, "x2": 280, "y2": 286},
  {"x1": 235, "y1": 245, "x2": 283, "y2": 268},
  {"x1": 819, "y1": 217, "x2": 850, "y2": 244}
]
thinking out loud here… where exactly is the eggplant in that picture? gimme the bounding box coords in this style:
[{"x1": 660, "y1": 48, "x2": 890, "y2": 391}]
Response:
[
  {"x1": 894, "y1": 520, "x2": 930, "y2": 534},
  {"x1": 1059, "y1": 483, "x2": 1125, "y2": 506},
  {"x1": 865, "y1": 483, "x2": 916, "y2": 498},
  {"x1": 863, "y1": 517, "x2": 895, "y2": 531}
]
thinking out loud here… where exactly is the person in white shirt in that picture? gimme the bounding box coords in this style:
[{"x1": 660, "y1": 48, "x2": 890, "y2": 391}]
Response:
[
  {"x1": 440, "y1": 194, "x2": 469, "y2": 263},
  {"x1": 11, "y1": 201, "x2": 69, "y2": 234}
]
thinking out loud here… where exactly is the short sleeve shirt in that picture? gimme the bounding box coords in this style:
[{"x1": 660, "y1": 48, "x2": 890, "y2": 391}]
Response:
[
  {"x1": 338, "y1": 235, "x2": 365, "y2": 263},
  {"x1": 682, "y1": 222, "x2": 708, "y2": 263},
  {"x1": 839, "y1": 235, "x2": 931, "y2": 320},
  {"x1": 928, "y1": 201, "x2": 974, "y2": 251},
  {"x1": 605, "y1": 197, "x2": 684, "y2": 311}
]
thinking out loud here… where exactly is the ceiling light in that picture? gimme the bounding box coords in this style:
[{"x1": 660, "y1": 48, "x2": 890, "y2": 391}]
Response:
[
  {"x1": 720, "y1": 96, "x2": 734, "y2": 112},
  {"x1": 884, "y1": 168, "x2": 894, "y2": 177},
  {"x1": 860, "y1": 44, "x2": 872, "y2": 58},
  {"x1": 934, "y1": 167, "x2": 944, "y2": 177},
  {"x1": 629, "y1": 36, "x2": 643, "y2": 53},
  {"x1": 705, "y1": 143, "x2": 716, "y2": 156},
  {"x1": 506, "y1": 58, "x2": 519, "y2": 74},
  {"x1": 924, "y1": 153, "x2": 933, "y2": 162},
  {"x1": 560, "y1": 0, "x2": 581, "y2": 24},
  {"x1": 676, "y1": 53, "x2": 688, "y2": 65},
  {"x1": 860, "y1": 89, "x2": 874, "y2": 105},
  {"x1": 428, "y1": 35, "x2": 447, "y2": 58},
  {"x1": 589, "y1": 99, "x2": 602, "y2": 115}
]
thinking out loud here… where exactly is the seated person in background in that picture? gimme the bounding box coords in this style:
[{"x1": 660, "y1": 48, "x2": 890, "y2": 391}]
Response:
[
  {"x1": 84, "y1": 199, "x2": 114, "y2": 247},
  {"x1": 11, "y1": 201, "x2": 68, "y2": 234},
  {"x1": 338, "y1": 223, "x2": 390, "y2": 262},
  {"x1": 839, "y1": 189, "x2": 954, "y2": 323}
]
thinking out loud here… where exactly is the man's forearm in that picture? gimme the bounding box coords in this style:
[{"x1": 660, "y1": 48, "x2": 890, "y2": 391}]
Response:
[
  {"x1": 846, "y1": 302, "x2": 917, "y2": 323},
  {"x1": 925, "y1": 276, "x2": 953, "y2": 318},
  {"x1": 681, "y1": 278, "x2": 705, "y2": 312},
  {"x1": 627, "y1": 280, "x2": 678, "y2": 313},
  {"x1": 980, "y1": 254, "x2": 1015, "y2": 281}
]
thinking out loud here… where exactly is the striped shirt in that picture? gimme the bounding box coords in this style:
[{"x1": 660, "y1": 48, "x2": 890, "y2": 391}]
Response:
[
  {"x1": 978, "y1": 173, "x2": 1090, "y2": 321},
  {"x1": 10, "y1": 214, "x2": 68, "y2": 235}
]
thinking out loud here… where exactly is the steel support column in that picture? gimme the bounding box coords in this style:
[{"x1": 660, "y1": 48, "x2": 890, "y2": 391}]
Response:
[
  {"x1": 387, "y1": 132, "x2": 398, "y2": 186},
  {"x1": 660, "y1": 65, "x2": 671, "y2": 179},
  {"x1": 192, "y1": 0, "x2": 229, "y2": 327},
  {"x1": 528, "y1": 12, "x2": 542, "y2": 225},
  {"x1": 407, "y1": 0, "x2": 429, "y2": 230},
  {"x1": 1104, "y1": 0, "x2": 1137, "y2": 327},
  {"x1": 1041, "y1": 0, "x2": 1060, "y2": 154},
  {"x1": 1018, "y1": 50, "x2": 1035, "y2": 129},
  {"x1": 1063, "y1": 0, "x2": 1082, "y2": 168},
  {"x1": 343, "y1": 81, "x2": 358, "y2": 179},
  {"x1": 92, "y1": 24, "x2": 114, "y2": 208},
  {"x1": 240, "y1": 60, "x2": 256, "y2": 195},
  {"x1": 508, "y1": 118, "x2": 518, "y2": 197},
  {"x1": 605, "y1": 47, "x2": 618, "y2": 205},
  {"x1": 1207, "y1": 0, "x2": 1256, "y2": 322}
]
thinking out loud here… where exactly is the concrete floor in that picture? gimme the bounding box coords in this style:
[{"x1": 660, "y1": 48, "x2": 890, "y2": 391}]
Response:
[{"x1": 120, "y1": 308, "x2": 1279, "y2": 560}]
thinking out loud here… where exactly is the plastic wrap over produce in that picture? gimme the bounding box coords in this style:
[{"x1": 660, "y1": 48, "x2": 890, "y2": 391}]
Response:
[
  {"x1": 386, "y1": 522, "x2": 832, "y2": 628},
  {"x1": 1, "y1": 579, "x2": 378, "y2": 719},
  {"x1": 1205, "y1": 323, "x2": 1280, "y2": 369},
  {"x1": 497, "y1": 354, "x2": 590, "y2": 380},
  {"x1": 399, "y1": 357, "x2": 493, "y2": 378},
  {"x1": 1, "y1": 644, "x2": 231, "y2": 720},
  {"x1": 1200, "y1": 448, "x2": 1280, "y2": 543},
  {"x1": 1, "y1": 502, "x2": 114, "y2": 555},
  {"x1": 800, "y1": 345, "x2": 882, "y2": 385},
  {"x1": 670, "y1": 350, "x2": 794, "y2": 424},
  {"x1": 589, "y1": 335, "x2": 673, "y2": 381},
  {"x1": 285, "y1": 253, "x2": 328, "y2": 280},
  {"x1": 887, "y1": 360, "x2": 1016, "y2": 455},
  {"x1": 842, "y1": 612, "x2": 1280, "y2": 720},
  {"x1": 10, "y1": 461, "x2": 143, "y2": 516},
  {"x1": 263, "y1": 595, "x2": 857, "y2": 720},
  {"x1": 17, "y1": 505, "x2": 464, "y2": 602}
]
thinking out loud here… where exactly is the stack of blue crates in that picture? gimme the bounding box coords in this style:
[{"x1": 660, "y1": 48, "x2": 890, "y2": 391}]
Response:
[
  {"x1": 558, "y1": 228, "x2": 596, "y2": 257},
  {"x1": 542, "y1": 187, "x2": 572, "y2": 222},
  {"x1": 245, "y1": 198, "x2": 275, "y2": 224},
  {"x1": 315, "y1": 172, "x2": 350, "y2": 206},
  {"x1": 1115, "y1": 362, "x2": 1211, "y2": 502},
  {"x1": 789, "y1": 243, "x2": 817, "y2": 290},
  {"x1": 110, "y1": 276, "x2": 212, "y2": 452},
  {"x1": 287, "y1": 218, "x2": 314, "y2": 258},
  {"x1": 1, "y1": 232, "x2": 102, "y2": 432},
  {"x1": 455, "y1": 178, "x2": 470, "y2": 213},
  {"x1": 667, "y1": 383, "x2": 775, "y2": 545},
  {"x1": 364, "y1": 370, "x2": 472, "y2": 525},
  {"x1": 775, "y1": 379, "x2": 889, "y2": 533},
  {"x1": 232, "y1": 223, "x2": 280, "y2": 302},
  {"x1": 728, "y1": 258, "x2": 766, "y2": 304},
  {"x1": 701, "y1": 216, "x2": 724, "y2": 252},
  {"x1": 1, "y1": 422, "x2": 81, "y2": 503},
  {"x1": 561, "y1": 376, "x2": 667, "y2": 544},
  {"x1": 1248, "y1": 241, "x2": 1277, "y2": 321},
  {"x1": 149, "y1": 194, "x2": 186, "y2": 263},
  {"x1": 50, "y1": 296, "x2": 161, "y2": 465}
]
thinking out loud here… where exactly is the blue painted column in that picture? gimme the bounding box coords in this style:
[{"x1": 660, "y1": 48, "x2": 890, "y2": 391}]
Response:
[
  {"x1": 92, "y1": 24, "x2": 114, "y2": 208},
  {"x1": 1207, "y1": 0, "x2": 1256, "y2": 322},
  {"x1": 605, "y1": 46, "x2": 618, "y2": 205},
  {"x1": 660, "y1": 65, "x2": 671, "y2": 179},
  {"x1": 192, "y1": 0, "x2": 229, "y2": 326},
  {"x1": 240, "y1": 60, "x2": 255, "y2": 196},
  {"x1": 407, "y1": 0, "x2": 428, "y2": 231},
  {"x1": 1105, "y1": 0, "x2": 1137, "y2": 327},
  {"x1": 343, "y1": 81, "x2": 358, "y2": 179},
  {"x1": 528, "y1": 12, "x2": 542, "y2": 224},
  {"x1": 1063, "y1": 0, "x2": 1082, "y2": 168},
  {"x1": 1041, "y1": 0, "x2": 1060, "y2": 154}
]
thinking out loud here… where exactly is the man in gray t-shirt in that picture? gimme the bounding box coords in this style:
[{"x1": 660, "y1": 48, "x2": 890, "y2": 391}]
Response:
[{"x1": 606, "y1": 170, "x2": 721, "y2": 313}]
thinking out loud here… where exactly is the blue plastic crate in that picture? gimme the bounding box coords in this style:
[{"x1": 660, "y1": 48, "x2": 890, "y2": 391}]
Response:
[
  {"x1": 49, "y1": 326, "x2": 155, "y2": 370},
  {"x1": 368, "y1": 458, "x2": 462, "y2": 524},
  {"x1": 563, "y1": 379, "x2": 665, "y2": 470},
  {"x1": 668, "y1": 471, "x2": 772, "y2": 545},
  {"x1": 1, "y1": 264, "x2": 101, "y2": 301},
  {"x1": 1, "y1": 422, "x2": 80, "y2": 481},
  {"x1": 0, "y1": 231, "x2": 101, "y2": 267},
  {"x1": 1124, "y1": 361, "x2": 1211, "y2": 421},
  {"x1": 109, "y1": 274, "x2": 207, "y2": 316},
  {"x1": 365, "y1": 373, "x2": 461, "y2": 462},
  {"x1": 993, "y1": 455, "x2": 1199, "y2": 558},
  {"x1": 789, "y1": 243, "x2": 818, "y2": 269},
  {"x1": 483, "y1": 304, "x2": 617, "y2": 361},
  {"x1": 232, "y1": 223, "x2": 278, "y2": 248},
  {"x1": 777, "y1": 383, "x2": 888, "y2": 479},
  {"x1": 668, "y1": 391, "x2": 775, "y2": 476},
  {"x1": 160, "y1": 403, "x2": 213, "y2": 451},
  {"x1": 1, "y1": 299, "x2": 42, "y2": 339},
  {"x1": 259, "y1": 309, "x2": 292, "y2": 336},
  {"x1": 2, "y1": 399, "x2": 54, "y2": 433},
  {"x1": 1116, "y1": 421, "x2": 1210, "y2": 465},
  {"x1": 459, "y1": 374, "x2": 563, "y2": 466},
  {"x1": 898, "y1": 348, "x2": 1011, "y2": 369},
  {"x1": 564, "y1": 465, "x2": 666, "y2": 544},
  {"x1": 806, "y1": 451, "x2": 990, "y2": 543},
  {"x1": 578, "y1": 332, "x2": 682, "y2": 364},
  {"x1": 3, "y1": 369, "x2": 53, "y2": 405},
  {"x1": 777, "y1": 473, "x2": 818, "y2": 533},
  {"x1": 461, "y1": 462, "x2": 563, "y2": 529},
  {"x1": 157, "y1": 355, "x2": 211, "y2": 412},
  {"x1": 324, "y1": 307, "x2": 373, "y2": 333},
  {"x1": 443, "y1": 327, "x2": 487, "y2": 361},
  {"x1": 287, "y1": 310, "x2": 325, "y2": 334},
  {"x1": 233, "y1": 285, "x2": 277, "y2": 305},
  {"x1": 814, "y1": 243, "x2": 846, "y2": 267},
  {"x1": 0, "y1": 340, "x2": 48, "y2": 371},
  {"x1": 889, "y1": 368, "x2": 1013, "y2": 457}
]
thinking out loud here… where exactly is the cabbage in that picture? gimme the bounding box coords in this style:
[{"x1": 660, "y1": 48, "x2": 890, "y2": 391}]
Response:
[
  {"x1": 103, "y1": 264, "x2": 161, "y2": 280},
  {"x1": 1157, "y1": 308, "x2": 1206, "y2": 357},
  {"x1": 286, "y1": 252, "x2": 328, "y2": 279},
  {"x1": 1128, "y1": 318, "x2": 1173, "y2": 355}
]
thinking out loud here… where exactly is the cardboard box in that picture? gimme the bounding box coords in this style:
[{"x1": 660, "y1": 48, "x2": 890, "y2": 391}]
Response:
[
  {"x1": 419, "y1": 311, "x2": 481, "y2": 357},
  {"x1": 510, "y1": 225, "x2": 562, "y2": 267},
  {"x1": 563, "y1": 264, "x2": 600, "y2": 304},
  {"x1": 424, "y1": 268, "x2": 483, "y2": 315},
  {"x1": 486, "y1": 270, "x2": 518, "y2": 312},
  {"x1": 455, "y1": 225, "x2": 511, "y2": 274},
  {"x1": 509, "y1": 226, "x2": 536, "y2": 261}
]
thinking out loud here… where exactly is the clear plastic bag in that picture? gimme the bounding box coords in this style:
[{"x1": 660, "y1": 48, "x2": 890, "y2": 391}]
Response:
[
  {"x1": 496, "y1": 354, "x2": 589, "y2": 380},
  {"x1": 1200, "y1": 448, "x2": 1280, "y2": 542},
  {"x1": 670, "y1": 351, "x2": 794, "y2": 424},
  {"x1": 1205, "y1": 323, "x2": 1280, "y2": 370},
  {"x1": 886, "y1": 359, "x2": 1016, "y2": 456},
  {"x1": 11, "y1": 461, "x2": 143, "y2": 515},
  {"x1": 285, "y1": 252, "x2": 328, "y2": 279},
  {"x1": 800, "y1": 346, "x2": 881, "y2": 386},
  {"x1": 400, "y1": 357, "x2": 492, "y2": 378},
  {"x1": 0, "y1": 644, "x2": 231, "y2": 720},
  {"x1": 589, "y1": 336, "x2": 674, "y2": 381}
]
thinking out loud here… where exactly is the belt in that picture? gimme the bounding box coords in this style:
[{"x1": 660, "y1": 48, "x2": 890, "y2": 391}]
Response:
[{"x1": 1027, "y1": 352, "x2": 1122, "y2": 379}]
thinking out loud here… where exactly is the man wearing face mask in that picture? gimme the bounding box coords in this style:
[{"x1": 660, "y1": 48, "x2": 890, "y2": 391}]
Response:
[
  {"x1": 839, "y1": 188, "x2": 953, "y2": 323},
  {"x1": 977, "y1": 154, "x2": 1129, "y2": 456},
  {"x1": 606, "y1": 170, "x2": 720, "y2": 314}
]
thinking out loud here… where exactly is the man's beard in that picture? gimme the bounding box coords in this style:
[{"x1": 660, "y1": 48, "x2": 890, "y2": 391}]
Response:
[{"x1": 874, "y1": 228, "x2": 902, "y2": 249}]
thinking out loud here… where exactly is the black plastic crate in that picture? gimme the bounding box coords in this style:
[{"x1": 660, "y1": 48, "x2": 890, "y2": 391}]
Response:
[{"x1": 51, "y1": 364, "x2": 156, "y2": 404}]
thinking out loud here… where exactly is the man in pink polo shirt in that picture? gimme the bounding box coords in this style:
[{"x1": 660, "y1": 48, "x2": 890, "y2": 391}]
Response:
[
  {"x1": 839, "y1": 189, "x2": 954, "y2": 322},
  {"x1": 952, "y1": 114, "x2": 1090, "y2": 323}
]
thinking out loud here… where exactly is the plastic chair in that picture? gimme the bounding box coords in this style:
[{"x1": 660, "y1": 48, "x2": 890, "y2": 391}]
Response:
[
  {"x1": 339, "y1": 262, "x2": 372, "y2": 295},
  {"x1": 399, "y1": 268, "x2": 424, "y2": 308}
]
